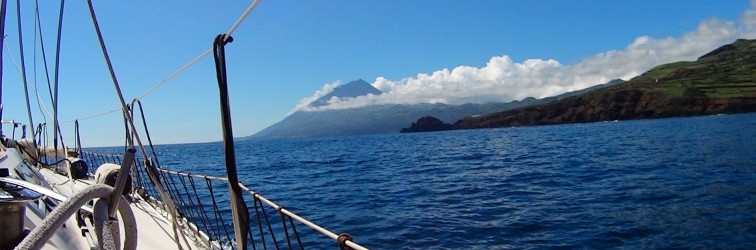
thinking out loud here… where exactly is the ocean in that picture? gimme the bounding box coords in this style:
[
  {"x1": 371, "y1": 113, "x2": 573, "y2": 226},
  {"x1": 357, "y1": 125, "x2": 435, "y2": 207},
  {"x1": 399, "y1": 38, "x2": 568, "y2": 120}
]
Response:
[{"x1": 94, "y1": 113, "x2": 756, "y2": 249}]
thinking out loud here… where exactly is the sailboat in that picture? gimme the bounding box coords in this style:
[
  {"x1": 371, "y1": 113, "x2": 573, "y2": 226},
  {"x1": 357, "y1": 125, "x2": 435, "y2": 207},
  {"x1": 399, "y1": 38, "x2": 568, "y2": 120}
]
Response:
[{"x1": 0, "y1": 0, "x2": 366, "y2": 249}]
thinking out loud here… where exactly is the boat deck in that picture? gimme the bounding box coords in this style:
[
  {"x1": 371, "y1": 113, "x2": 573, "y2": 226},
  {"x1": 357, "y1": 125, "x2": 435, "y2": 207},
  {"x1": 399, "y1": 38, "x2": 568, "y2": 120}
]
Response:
[{"x1": 38, "y1": 168, "x2": 206, "y2": 250}]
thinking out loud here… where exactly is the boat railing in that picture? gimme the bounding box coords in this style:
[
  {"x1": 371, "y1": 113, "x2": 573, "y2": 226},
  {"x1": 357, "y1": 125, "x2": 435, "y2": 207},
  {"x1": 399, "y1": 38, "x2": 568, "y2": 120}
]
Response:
[{"x1": 80, "y1": 151, "x2": 367, "y2": 250}]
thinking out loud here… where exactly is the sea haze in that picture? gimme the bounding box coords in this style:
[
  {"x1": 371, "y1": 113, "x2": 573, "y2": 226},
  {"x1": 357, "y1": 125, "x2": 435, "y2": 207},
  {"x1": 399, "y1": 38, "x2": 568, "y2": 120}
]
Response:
[{"x1": 108, "y1": 113, "x2": 756, "y2": 248}]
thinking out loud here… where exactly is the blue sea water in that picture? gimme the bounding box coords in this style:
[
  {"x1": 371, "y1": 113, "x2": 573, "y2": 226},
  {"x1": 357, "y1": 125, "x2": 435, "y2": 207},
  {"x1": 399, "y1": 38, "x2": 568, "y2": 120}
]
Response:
[{"x1": 111, "y1": 114, "x2": 756, "y2": 249}]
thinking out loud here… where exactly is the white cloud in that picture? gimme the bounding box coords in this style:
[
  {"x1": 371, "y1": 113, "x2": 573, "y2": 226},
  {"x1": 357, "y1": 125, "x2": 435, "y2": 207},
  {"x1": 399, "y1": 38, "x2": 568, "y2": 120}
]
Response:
[
  {"x1": 297, "y1": 3, "x2": 756, "y2": 111},
  {"x1": 740, "y1": 0, "x2": 756, "y2": 36},
  {"x1": 289, "y1": 80, "x2": 340, "y2": 114}
]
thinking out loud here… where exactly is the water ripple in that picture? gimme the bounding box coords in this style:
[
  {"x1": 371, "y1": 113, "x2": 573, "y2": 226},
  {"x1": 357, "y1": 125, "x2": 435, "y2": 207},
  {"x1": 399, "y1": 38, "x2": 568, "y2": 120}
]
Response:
[{"x1": 143, "y1": 113, "x2": 756, "y2": 249}]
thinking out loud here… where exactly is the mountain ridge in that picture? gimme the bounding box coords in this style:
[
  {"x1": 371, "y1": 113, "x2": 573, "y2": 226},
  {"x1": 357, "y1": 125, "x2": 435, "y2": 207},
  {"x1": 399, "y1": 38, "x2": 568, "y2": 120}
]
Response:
[
  {"x1": 308, "y1": 79, "x2": 381, "y2": 108},
  {"x1": 246, "y1": 79, "x2": 622, "y2": 140}
]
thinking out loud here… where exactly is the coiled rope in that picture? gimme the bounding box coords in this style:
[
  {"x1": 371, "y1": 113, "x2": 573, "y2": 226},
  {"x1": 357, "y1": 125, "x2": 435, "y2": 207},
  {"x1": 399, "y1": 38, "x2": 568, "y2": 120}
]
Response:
[{"x1": 15, "y1": 184, "x2": 137, "y2": 250}]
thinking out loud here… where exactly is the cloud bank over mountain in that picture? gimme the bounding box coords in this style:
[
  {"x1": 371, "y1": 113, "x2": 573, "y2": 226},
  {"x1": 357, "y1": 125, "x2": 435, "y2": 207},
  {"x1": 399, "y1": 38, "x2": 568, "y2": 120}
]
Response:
[
  {"x1": 294, "y1": 2, "x2": 756, "y2": 112},
  {"x1": 291, "y1": 81, "x2": 341, "y2": 113}
]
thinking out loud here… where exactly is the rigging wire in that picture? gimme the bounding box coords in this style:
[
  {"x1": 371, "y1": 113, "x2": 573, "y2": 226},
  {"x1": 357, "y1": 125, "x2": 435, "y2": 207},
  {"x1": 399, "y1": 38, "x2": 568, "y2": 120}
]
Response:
[
  {"x1": 86, "y1": 1, "x2": 192, "y2": 249},
  {"x1": 4, "y1": 1, "x2": 67, "y2": 151},
  {"x1": 3, "y1": 0, "x2": 266, "y2": 155},
  {"x1": 2, "y1": 1, "x2": 371, "y2": 248},
  {"x1": 134, "y1": 49, "x2": 211, "y2": 101},
  {"x1": 34, "y1": 0, "x2": 62, "y2": 145},
  {"x1": 62, "y1": 108, "x2": 119, "y2": 123},
  {"x1": 81, "y1": 1, "x2": 264, "y2": 248},
  {"x1": 52, "y1": 0, "x2": 65, "y2": 155},
  {"x1": 0, "y1": 0, "x2": 6, "y2": 136},
  {"x1": 79, "y1": 0, "x2": 263, "y2": 122},
  {"x1": 15, "y1": 0, "x2": 36, "y2": 144},
  {"x1": 3, "y1": 43, "x2": 55, "y2": 123},
  {"x1": 33, "y1": 0, "x2": 47, "y2": 134}
]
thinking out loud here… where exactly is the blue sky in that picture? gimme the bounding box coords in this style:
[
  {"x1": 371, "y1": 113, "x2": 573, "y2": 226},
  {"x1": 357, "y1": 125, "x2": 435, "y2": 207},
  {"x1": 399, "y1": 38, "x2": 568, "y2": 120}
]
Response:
[{"x1": 0, "y1": 0, "x2": 753, "y2": 147}]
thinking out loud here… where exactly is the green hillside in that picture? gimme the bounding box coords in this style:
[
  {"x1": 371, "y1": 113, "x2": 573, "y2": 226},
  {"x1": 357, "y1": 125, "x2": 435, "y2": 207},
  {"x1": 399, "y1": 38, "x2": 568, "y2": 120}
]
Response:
[{"x1": 403, "y1": 39, "x2": 756, "y2": 132}]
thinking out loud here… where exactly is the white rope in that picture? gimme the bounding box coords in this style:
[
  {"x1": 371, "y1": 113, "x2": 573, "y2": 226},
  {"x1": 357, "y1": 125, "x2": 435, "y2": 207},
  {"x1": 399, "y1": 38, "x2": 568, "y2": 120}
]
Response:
[
  {"x1": 224, "y1": 0, "x2": 262, "y2": 41},
  {"x1": 134, "y1": 48, "x2": 212, "y2": 101},
  {"x1": 75, "y1": 0, "x2": 263, "y2": 122},
  {"x1": 136, "y1": 0, "x2": 261, "y2": 101},
  {"x1": 1, "y1": 0, "x2": 266, "y2": 127},
  {"x1": 78, "y1": 47, "x2": 213, "y2": 121},
  {"x1": 61, "y1": 108, "x2": 120, "y2": 123},
  {"x1": 15, "y1": 184, "x2": 137, "y2": 250}
]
